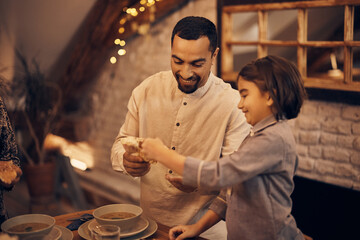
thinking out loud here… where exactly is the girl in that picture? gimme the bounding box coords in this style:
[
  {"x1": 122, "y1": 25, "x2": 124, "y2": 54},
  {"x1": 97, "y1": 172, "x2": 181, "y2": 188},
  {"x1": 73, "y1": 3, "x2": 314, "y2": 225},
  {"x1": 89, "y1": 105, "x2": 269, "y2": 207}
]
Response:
[{"x1": 141, "y1": 55, "x2": 307, "y2": 240}]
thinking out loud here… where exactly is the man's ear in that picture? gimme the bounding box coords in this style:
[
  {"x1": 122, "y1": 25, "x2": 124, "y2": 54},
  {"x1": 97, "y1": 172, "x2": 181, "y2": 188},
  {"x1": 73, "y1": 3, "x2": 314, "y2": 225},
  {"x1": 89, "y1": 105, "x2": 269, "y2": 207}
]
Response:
[{"x1": 212, "y1": 47, "x2": 220, "y2": 61}]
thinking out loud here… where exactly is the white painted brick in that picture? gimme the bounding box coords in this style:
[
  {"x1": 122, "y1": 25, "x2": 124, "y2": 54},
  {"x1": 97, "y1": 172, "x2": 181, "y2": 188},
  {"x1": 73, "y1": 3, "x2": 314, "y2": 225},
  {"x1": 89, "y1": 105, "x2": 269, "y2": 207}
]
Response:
[
  {"x1": 320, "y1": 132, "x2": 337, "y2": 145},
  {"x1": 337, "y1": 135, "x2": 354, "y2": 148},
  {"x1": 297, "y1": 115, "x2": 321, "y2": 130},
  {"x1": 309, "y1": 145, "x2": 322, "y2": 158},
  {"x1": 353, "y1": 181, "x2": 360, "y2": 191},
  {"x1": 300, "y1": 101, "x2": 318, "y2": 115},
  {"x1": 351, "y1": 151, "x2": 360, "y2": 165},
  {"x1": 298, "y1": 156, "x2": 314, "y2": 171},
  {"x1": 321, "y1": 117, "x2": 352, "y2": 135},
  {"x1": 321, "y1": 176, "x2": 353, "y2": 189},
  {"x1": 334, "y1": 163, "x2": 358, "y2": 178},
  {"x1": 296, "y1": 145, "x2": 308, "y2": 156},
  {"x1": 355, "y1": 137, "x2": 360, "y2": 151},
  {"x1": 342, "y1": 106, "x2": 360, "y2": 121},
  {"x1": 318, "y1": 103, "x2": 342, "y2": 117},
  {"x1": 353, "y1": 123, "x2": 360, "y2": 135},
  {"x1": 323, "y1": 147, "x2": 350, "y2": 162},
  {"x1": 314, "y1": 160, "x2": 336, "y2": 174},
  {"x1": 299, "y1": 131, "x2": 320, "y2": 145}
]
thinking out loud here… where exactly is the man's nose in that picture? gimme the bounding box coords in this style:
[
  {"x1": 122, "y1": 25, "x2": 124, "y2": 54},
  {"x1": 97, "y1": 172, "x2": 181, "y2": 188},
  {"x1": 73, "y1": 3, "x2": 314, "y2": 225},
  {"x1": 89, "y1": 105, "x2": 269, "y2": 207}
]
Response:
[{"x1": 180, "y1": 65, "x2": 193, "y2": 79}]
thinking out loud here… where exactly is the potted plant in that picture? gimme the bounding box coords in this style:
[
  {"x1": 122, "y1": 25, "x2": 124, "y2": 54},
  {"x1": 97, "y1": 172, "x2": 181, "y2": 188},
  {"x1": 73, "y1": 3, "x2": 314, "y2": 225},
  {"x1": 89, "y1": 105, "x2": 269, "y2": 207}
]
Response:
[{"x1": 9, "y1": 50, "x2": 63, "y2": 202}]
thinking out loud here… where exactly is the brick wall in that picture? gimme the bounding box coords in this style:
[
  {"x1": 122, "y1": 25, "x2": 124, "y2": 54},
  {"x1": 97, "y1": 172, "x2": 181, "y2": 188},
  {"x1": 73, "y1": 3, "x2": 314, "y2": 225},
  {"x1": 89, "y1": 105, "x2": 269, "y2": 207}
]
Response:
[
  {"x1": 290, "y1": 101, "x2": 360, "y2": 190},
  {"x1": 85, "y1": 0, "x2": 360, "y2": 193}
]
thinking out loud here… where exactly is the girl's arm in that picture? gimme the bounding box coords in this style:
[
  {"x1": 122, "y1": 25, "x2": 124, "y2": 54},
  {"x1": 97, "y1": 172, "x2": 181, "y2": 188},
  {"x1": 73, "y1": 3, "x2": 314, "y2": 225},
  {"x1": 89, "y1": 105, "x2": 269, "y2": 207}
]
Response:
[
  {"x1": 141, "y1": 138, "x2": 186, "y2": 175},
  {"x1": 169, "y1": 210, "x2": 222, "y2": 240}
]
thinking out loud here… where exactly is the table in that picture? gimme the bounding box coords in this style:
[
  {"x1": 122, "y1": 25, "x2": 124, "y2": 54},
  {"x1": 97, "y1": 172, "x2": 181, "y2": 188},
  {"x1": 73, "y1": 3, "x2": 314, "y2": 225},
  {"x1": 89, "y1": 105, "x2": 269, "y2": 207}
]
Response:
[{"x1": 54, "y1": 209, "x2": 206, "y2": 240}]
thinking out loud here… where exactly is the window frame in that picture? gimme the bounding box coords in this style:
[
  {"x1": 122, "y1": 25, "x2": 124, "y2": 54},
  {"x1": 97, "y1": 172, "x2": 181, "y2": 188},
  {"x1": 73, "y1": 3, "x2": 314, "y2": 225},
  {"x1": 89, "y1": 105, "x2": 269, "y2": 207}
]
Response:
[{"x1": 220, "y1": 0, "x2": 360, "y2": 92}]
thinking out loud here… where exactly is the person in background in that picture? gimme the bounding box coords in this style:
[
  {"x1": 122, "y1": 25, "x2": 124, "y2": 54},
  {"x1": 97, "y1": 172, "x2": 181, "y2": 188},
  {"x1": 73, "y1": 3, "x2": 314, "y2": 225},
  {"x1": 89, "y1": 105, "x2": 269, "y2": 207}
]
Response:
[
  {"x1": 0, "y1": 94, "x2": 22, "y2": 226},
  {"x1": 111, "y1": 16, "x2": 250, "y2": 239},
  {"x1": 141, "y1": 55, "x2": 307, "y2": 240}
]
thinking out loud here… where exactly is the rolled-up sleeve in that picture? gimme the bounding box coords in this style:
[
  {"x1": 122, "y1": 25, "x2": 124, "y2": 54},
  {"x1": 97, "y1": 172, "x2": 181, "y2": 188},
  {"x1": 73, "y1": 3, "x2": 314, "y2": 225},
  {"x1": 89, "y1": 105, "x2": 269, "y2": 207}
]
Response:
[{"x1": 209, "y1": 189, "x2": 227, "y2": 220}]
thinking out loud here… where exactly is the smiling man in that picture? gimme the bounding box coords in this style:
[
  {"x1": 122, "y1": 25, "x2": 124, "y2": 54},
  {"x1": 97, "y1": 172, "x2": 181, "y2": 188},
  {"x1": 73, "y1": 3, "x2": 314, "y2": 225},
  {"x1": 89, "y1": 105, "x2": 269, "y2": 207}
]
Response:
[{"x1": 111, "y1": 16, "x2": 250, "y2": 239}]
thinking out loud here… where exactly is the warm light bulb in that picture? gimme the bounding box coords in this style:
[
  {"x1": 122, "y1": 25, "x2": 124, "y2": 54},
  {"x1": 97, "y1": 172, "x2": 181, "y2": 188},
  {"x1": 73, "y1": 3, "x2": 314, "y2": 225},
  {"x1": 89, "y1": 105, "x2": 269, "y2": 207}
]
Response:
[
  {"x1": 139, "y1": 6, "x2": 145, "y2": 12},
  {"x1": 140, "y1": 0, "x2": 146, "y2": 5},
  {"x1": 118, "y1": 49, "x2": 126, "y2": 56},
  {"x1": 114, "y1": 39, "x2": 121, "y2": 45},
  {"x1": 120, "y1": 40, "x2": 126, "y2": 46},
  {"x1": 119, "y1": 27, "x2": 125, "y2": 34},
  {"x1": 120, "y1": 18, "x2": 126, "y2": 25},
  {"x1": 110, "y1": 57, "x2": 117, "y2": 64}
]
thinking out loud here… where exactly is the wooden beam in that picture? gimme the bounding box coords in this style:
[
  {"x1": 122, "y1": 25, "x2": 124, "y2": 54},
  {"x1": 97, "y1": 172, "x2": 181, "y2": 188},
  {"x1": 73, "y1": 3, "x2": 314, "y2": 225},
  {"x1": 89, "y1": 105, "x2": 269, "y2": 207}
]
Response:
[{"x1": 58, "y1": 0, "x2": 189, "y2": 112}]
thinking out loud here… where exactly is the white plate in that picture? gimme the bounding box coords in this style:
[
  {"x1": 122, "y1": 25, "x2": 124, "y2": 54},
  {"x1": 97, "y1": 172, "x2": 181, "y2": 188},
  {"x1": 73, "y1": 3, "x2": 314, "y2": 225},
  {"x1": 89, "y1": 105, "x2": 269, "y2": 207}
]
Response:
[
  {"x1": 79, "y1": 217, "x2": 149, "y2": 239},
  {"x1": 44, "y1": 226, "x2": 62, "y2": 240},
  {"x1": 123, "y1": 218, "x2": 158, "y2": 240},
  {"x1": 57, "y1": 225, "x2": 73, "y2": 240}
]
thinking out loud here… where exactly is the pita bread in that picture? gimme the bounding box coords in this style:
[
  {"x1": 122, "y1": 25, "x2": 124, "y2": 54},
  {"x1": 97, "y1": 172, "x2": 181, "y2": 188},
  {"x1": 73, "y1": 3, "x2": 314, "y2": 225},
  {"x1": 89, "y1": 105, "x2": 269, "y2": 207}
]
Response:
[
  {"x1": 0, "y1": 161, "x2": 18, "y2": 184},
  {"x1": 120, "y1": 136, "x2": 156, "y2": 164}
]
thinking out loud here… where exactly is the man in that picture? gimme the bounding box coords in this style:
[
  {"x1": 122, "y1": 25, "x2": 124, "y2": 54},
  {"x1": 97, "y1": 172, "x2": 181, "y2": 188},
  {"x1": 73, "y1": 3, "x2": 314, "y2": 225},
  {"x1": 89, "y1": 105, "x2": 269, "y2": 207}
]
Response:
[{"x1": 111, "y1": 16, "x2": 250, "y2": 239}]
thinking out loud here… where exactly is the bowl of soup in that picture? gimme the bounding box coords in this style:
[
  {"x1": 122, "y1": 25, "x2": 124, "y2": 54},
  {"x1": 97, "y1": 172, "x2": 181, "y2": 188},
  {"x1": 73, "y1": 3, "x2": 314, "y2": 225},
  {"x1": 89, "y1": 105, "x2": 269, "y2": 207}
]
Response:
[
  {"x1": 93, "y1": 204, "x2": 143, "y2": 230},
  {"x1": 1, "y1": 214, "x2": 55, "y2": 239}
]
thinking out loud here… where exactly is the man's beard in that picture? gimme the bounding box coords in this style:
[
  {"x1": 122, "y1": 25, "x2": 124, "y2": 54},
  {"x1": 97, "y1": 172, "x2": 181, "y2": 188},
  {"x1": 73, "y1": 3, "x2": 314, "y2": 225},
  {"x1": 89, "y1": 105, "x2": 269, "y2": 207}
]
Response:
[{"x1": 175, "y1": 73, "x2": 201, "y2": 94}]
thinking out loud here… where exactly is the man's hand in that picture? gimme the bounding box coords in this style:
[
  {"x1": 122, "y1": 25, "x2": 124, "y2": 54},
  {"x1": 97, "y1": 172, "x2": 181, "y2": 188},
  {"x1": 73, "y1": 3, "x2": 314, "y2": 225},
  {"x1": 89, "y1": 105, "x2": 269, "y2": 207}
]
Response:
[
  {"x1": 165, "y1": 174, "x2": 196, "y2": 193},
  {"x1": 123, "y1": 152, "x2": 150, "y2": 177}
]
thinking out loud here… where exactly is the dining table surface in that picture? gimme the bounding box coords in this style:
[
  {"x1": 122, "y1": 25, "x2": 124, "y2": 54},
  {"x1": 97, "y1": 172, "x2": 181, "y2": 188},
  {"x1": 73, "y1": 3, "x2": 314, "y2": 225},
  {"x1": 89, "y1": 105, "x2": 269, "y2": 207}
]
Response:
[{"x1": 54, "y1": 209, "x2": 207, "y2": 240}]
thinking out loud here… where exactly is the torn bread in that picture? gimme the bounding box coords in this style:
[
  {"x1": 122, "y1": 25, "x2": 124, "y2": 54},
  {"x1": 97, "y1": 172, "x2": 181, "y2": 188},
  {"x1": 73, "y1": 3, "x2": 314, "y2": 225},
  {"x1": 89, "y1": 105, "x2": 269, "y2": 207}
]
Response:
[
  {"x1": 0, "y1": 161, "x2": 18, "y2": 185},
  {"x1": 120, "y1": 136, "x2": 156, "y2": 164}
]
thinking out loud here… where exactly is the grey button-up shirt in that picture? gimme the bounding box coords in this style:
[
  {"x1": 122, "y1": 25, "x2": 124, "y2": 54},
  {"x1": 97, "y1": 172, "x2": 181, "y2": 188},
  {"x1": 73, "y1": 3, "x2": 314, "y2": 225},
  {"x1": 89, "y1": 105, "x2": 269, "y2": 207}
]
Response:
[{"x1": 183, "y1": 115, "x2": 304, "y2": 240}]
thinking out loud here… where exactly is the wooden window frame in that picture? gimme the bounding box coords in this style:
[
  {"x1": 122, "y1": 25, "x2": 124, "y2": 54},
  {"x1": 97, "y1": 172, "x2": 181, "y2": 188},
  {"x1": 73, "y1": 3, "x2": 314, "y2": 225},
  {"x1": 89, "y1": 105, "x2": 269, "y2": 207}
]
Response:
[{"x1": 220, "y1": 0, "x2": 360, "y2": 92}]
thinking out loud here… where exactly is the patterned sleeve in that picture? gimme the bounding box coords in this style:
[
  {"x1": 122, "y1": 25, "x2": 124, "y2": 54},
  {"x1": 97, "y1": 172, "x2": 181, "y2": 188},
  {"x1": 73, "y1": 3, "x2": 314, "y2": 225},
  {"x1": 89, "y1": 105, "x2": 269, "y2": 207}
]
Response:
[{"x1": 0, "y1": 96, "x2": 20, "y2": 167}]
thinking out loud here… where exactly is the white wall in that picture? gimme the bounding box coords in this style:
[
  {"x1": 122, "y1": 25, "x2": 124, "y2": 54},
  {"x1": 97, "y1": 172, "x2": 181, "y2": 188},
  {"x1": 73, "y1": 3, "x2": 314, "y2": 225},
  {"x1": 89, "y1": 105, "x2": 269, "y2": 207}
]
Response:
[{"x1": 0, "y1": 0, "x2": 96, "y2": 79}]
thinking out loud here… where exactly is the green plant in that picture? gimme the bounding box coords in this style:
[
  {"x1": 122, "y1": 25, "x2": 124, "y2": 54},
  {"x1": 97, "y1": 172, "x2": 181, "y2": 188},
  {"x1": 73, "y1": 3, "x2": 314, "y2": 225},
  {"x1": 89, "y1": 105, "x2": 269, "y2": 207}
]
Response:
[{"x1": 11, "y1": 50, "x2": 62, "y2": 165}]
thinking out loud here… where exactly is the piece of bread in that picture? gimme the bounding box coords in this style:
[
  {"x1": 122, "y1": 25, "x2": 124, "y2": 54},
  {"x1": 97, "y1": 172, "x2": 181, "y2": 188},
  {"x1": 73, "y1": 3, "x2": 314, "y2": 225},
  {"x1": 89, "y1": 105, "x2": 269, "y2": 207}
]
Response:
[
  {"x1": 0, "y1": 161, "x2": 18, "y2": 185},
  {"x1": 120, "y1": 136, "x2": 156, "y2": 164}
]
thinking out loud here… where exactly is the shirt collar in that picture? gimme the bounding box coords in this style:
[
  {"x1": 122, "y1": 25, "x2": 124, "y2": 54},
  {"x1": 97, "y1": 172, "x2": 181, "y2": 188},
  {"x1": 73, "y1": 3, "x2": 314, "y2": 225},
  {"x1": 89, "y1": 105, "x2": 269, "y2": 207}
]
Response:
[
  {"x1": 176, "y1": 72, "x2": 214, "y2": 98},
  {"x1": 250, "y1": 114, "x2": 278, "y2": 136}
]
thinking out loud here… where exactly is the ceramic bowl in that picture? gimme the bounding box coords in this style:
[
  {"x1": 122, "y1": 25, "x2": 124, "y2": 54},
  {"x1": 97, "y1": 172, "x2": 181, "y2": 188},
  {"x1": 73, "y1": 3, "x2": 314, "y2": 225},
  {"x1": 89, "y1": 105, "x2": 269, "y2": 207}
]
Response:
[
  {"x1": 1, "y1": 214, "x2": 55, "y2": 240},
  {"x1": 93, "y1": 204, "x2": 143, "y2": 231}
]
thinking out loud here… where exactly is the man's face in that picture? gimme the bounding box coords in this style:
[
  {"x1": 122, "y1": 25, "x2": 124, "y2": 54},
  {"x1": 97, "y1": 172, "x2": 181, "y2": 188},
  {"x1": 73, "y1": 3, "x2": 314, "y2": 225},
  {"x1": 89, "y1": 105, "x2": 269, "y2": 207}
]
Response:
[{"x1": 171, "y1": 35, "x2": 218, "y2": 94}]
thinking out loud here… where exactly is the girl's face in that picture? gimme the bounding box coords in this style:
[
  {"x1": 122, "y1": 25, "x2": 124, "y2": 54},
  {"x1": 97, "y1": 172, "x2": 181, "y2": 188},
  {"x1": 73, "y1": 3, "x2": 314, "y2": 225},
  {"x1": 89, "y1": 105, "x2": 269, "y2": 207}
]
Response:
[{"x1": 237, "y1": 77, "x2": 274, "y2": 126}]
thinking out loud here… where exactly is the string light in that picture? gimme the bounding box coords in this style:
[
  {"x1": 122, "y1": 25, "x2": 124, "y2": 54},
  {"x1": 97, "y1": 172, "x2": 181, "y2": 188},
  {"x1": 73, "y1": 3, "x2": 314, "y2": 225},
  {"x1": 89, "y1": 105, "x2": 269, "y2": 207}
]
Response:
[
  {"x1": 111, "y1": 0, "x2": 159, "y2": 63},
  {"x1": 110, "y1": 57, "x2": 117, "y2": 64},
  {"x1": 118, "y1": 49, "x2": 126, "y2": 56}
]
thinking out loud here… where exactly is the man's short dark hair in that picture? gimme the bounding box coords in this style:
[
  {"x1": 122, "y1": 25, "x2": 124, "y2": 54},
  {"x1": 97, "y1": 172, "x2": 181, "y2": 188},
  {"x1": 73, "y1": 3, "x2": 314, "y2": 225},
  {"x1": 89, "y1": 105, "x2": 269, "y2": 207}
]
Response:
[{"x1": 171, "y1": 16, "x2": 218, "y2": 54}]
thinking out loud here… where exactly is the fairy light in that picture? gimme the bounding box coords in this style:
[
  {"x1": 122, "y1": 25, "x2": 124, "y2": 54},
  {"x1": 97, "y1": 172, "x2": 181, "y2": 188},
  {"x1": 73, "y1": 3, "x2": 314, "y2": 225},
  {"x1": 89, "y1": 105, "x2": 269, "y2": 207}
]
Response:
[
  {"x1": 118, "y1": 49, "x2": 126, "y2": 56},
  {"x1": 111, "y1": 0, "x2": 160, "y2": 63},
  {"x1": 120, "y1": 18, "x2": 127, "y2": 25},
  {"x1": 118, "y1": 27, "x2": 125, "y2": 34},
  {"x1": 110, "y1": 57, "x2": 117, "y2": 64}
]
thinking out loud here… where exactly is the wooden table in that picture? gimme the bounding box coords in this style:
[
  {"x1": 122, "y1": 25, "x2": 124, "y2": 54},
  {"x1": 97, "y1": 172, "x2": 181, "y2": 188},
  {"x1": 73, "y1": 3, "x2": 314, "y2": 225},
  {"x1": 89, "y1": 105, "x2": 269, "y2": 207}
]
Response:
[{"x1": 54, "y1": 209, "x2": 206, "y2": 240}]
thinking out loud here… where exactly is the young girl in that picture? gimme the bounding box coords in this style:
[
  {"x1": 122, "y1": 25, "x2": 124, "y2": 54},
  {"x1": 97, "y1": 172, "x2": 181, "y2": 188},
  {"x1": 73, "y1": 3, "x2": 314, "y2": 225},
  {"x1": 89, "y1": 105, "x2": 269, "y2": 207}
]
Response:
[{"x1": 141, "y1": 55, "x2": 307, "y2": 240}]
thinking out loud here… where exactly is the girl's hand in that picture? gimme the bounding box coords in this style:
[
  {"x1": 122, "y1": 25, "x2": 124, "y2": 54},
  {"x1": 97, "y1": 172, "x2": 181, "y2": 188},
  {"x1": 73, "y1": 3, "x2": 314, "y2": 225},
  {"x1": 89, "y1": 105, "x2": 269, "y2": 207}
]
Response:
[
  {"x1": 169, "y1": 224, "x2": 201, "y2": 240},
  {"x1": 141, "y1": 138, "x2": 168, "y2": 162}
]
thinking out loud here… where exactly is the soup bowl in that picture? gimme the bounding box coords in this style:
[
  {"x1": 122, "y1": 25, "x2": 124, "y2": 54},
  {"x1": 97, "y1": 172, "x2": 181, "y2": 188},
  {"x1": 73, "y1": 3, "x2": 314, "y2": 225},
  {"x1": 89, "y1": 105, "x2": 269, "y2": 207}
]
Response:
[
  {"x1": 93, "y1": 204, "x2": 143, "y2": 231},
  {"x1": 1, "y1": 214, "x2": 55, "y2": 239}
]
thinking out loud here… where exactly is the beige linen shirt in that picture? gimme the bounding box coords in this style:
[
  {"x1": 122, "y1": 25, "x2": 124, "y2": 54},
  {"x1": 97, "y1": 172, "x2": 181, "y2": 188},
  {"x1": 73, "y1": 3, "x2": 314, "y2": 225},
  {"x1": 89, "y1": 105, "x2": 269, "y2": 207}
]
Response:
[{"x1": 111, "y1": 70, "x2": 250, "y2": 227}]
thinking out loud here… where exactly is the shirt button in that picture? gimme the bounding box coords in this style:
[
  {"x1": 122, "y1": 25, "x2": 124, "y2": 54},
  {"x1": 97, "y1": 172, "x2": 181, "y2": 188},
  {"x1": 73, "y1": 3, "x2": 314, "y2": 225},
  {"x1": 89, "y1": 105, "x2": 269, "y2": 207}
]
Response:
[
  {"x1": 172, "y1": 147, "x2": 175, "y2": 150},
  {"x1": 176, "y1": 122, "x2": 180, "y2": 126},
  {"x1": 183, "y1": 102, "x2": 187, "y2": 105}
]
